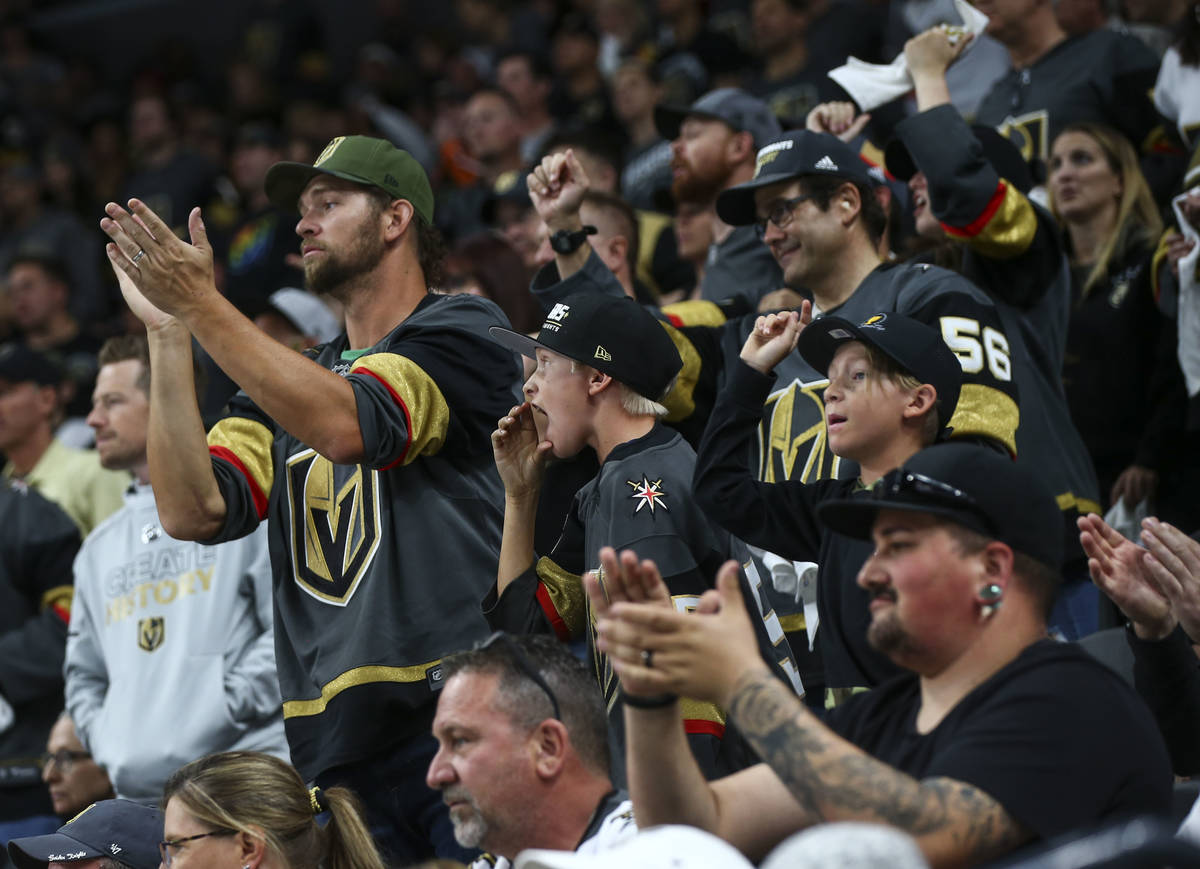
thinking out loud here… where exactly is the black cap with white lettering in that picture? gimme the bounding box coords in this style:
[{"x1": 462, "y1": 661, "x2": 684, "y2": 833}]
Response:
[
  {"x1": 489, "y1": 293, "x2": 682, "y2": 402},
  {"x1": 716, "y1": 131, "x2": 876, "y2": 227},
  {"x1": 9, "y1": 799, "x2": 164, "y2": 869}
]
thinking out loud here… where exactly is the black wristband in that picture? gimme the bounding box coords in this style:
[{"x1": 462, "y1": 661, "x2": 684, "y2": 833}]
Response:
[
  {"x1": 549, "y1": 225, "x2": 598, "y2": 254},
  {"x1": 620, "y1": 690, "x2": 679, "y2": 709}
]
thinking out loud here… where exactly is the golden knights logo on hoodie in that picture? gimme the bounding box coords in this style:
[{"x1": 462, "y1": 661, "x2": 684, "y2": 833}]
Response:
[{"x1": 137, "y1": 617, "x2": 164, "y2": 652}]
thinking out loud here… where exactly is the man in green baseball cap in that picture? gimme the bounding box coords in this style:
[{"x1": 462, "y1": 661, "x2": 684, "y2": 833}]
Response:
[{"x1": 99, "y1": 135, "x2": 521, "y2": 863}]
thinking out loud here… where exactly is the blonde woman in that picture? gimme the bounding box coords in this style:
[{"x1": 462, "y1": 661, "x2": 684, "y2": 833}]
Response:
[
  {"x1": 1047, "y1": 123, "x2": 1183, "y2": 514},
  {"x1": 158, "y1": 752, "x2": 386, "y2": 869}
]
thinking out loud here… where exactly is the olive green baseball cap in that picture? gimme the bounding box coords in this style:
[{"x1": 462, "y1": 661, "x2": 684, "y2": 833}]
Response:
[{"x1": 264, "y1": 135, "x2": 434, "y2": 223}]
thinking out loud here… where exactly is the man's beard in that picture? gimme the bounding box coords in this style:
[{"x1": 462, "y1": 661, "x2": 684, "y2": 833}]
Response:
[
  {"x1": 866, "y1": 605, "x2": 920, "y2": 660},
  {"x1": 444, "y1": 790, "x2": 489, "y2": 849},
  {"x1": 671, "y1": 157, "x2": 728, "y2": 206},
  {"x1": 303, "y1": 227, "x2": 386, "y2": 299}
]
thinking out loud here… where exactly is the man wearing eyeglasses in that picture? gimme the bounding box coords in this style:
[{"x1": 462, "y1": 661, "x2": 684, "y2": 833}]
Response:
[
  {"x1": 590, "y1": 442, "x2": 1172, "y2": 867},
  {"x1": 426, "y1": 634, "x2": 637, "y2": 869},
  {"x1": 8, "y1": 798, "x2": 162, "y2": 869}
]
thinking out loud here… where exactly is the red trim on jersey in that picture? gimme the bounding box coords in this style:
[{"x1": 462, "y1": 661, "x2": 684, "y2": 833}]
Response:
[
  {"x1": 51, "y1": 604, "x2": 70, "y2": 625},
  {"x1": 356, "y1": 368, "x2": 413, "y2": 470},
  {"x1": 535, "y1": 584, "x2": 572, "y2": 641},
  {"x1": 684, "y1": 719, "x2": 726, "y2": 739},
  {"x1": 943, "y1": 181, "x2": 1007, "y2": 238},
  {"x1": 665, "y1": 313, "x2": 684, "y2": 328},
  {"x1": 210, "y1": 446, "x2": 269, "y2": 520}
]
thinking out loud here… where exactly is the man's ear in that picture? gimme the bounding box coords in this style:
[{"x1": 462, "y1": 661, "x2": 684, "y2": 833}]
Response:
[
  {"x1": 530, "y1": 719, "x2": 569, "y2": 779},
  {"x1": 979, "y1": 541, "x2": 1014, "y2": 586},
  {"x1": 838, "y1": 181, "x2": 863, "y2": 227},
  {"x1": 383, "y1": 199, "x2": 416, "y2": 242},
  {"x1": 727, "y1": 130, "x2": 756, "y2": 165}
]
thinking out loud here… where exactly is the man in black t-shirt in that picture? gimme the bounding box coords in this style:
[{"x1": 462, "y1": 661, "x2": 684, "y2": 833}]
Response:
[{"x1": 592, "y1": 442, "x2": 1172, "y2": 867}]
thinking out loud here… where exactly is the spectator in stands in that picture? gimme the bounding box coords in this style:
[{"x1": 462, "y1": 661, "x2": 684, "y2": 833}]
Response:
[
  {"x1": 463, "y1": 89, "x2": 527, "y2": 190},
  {"x1": 482, "y1": 169, "x2": 543, "y2": 271},
  {"x1": 446, "y1": 233, "x2": 543, "y2": 334},
  {"x1": 0, "y1": 163, "x2": 106, "y2": 327},
  {"x1": 591, "y1": 443, "x2": 1173, "y2": 866},
  {"x1": 253, "y1": 287, "x2": 341, "y2": 351},
  {"x1": 496, "y1": 49, "x2": 557, "y2": 165},
  {"x1": 161, "y1": 752, "x2": 385, "y2": 869},
  {"x1": 744, "y1": 0, "x2": 861, "y2": 128},
  {"x1": 5, "y1": 253, "x2": 102, "y2": 421},
  {"x1": 426, "y1": 634, "x2": 637, "y2": 866},
  {"x1": 655, "y1": 89, "x2": 783, "y2": 307},
  {"x1": 612, "y1": 59, "x2": 672, "y2": 212},
  {"x1": 0, "y1": 482, "x2": 80, "y2": 841},
  {"x1": 41, "y1": 714, "x2": 114, "y2": 821},
  {"x1": 1047, "y1": 124, "x2": 1189, "y2": 520},
  {"x1": 9, "y1": 798, "x2": 163, "y2": 869},
  {"x1": 655, "y1": 0, "x2": 749, "y2": 98},
  {"x1": 972, "y1": 0, "x2": 1160, "y2": 174},
  {"x1": 0, "y1": 345, "x2": 128, "y2": 536},
  {"x1": 120, "y1": 93, "x2": 220, "y2": 236},
  {"x1": 548, "y1": 13, "x2": 618, "y2": 131},
  {"x1": 216, "y1": 122, "x2": 300, "y2": 318},
  {"x1": 1153, "y1": 1, "x2": 1200, "y2": 151},
  {"x1": 66, "y1": 334, "x2": 288, "y2": 804}
]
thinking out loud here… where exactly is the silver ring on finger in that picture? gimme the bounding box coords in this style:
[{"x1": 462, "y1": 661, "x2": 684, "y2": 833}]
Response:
[
  {"x1": 131, "y1": 249, "x2": 147, "y2": 265},
  {"x1": 641, "y1": 649, "x2": 653, "y2": 668}
]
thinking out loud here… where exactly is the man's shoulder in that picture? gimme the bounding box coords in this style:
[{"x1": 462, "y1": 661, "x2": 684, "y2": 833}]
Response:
[
  {"x1": 400, "y1": 292, "x2": 512, "y2": 334},
  {"x1": 851, "y1": 262, "x2": 989, "y2": 312}
]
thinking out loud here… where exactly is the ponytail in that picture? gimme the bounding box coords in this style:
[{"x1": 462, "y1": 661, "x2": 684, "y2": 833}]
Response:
[{"x1": 322, "y1": 786, "x2": 387, "y2": 869}]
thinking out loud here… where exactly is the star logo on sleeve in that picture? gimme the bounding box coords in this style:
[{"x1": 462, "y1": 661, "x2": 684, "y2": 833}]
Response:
[{"x1": 627, "y1": 476, "x2": 668, "y2": 514}]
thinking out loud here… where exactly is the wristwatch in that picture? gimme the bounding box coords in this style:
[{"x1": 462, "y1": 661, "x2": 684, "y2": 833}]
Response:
[{"x1": 549, "y1": 225, "x2": 598, "y2": 254}]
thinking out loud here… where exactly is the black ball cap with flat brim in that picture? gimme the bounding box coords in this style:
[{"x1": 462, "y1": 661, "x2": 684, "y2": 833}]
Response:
[
  {"x1": 716, "y1": 131, "x2": 876, "y2": 227},
  {"x1": 816, "y1": 442, "x2": 1064, "y2": 572},
  {"x1": 797, "y1": 311, "x2": 962, "y2": 433},
  {"x1": 264, "y1": 135, "x2": 434, "y2": 223},
  {"x1": 489, "y1": 293, "x2": 682, "y2": 403}
]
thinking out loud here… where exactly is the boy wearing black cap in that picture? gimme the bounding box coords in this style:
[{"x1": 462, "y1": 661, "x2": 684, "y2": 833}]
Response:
[
  {"x1": 487, "y1": 292, "x2": 801, "y2": 782},
  {"x1": 592, "y1": 442, "x2": 1172, "y2": 867},
  {"x1": 695, "y1": 308, "x2": 962, "y2": 701}
]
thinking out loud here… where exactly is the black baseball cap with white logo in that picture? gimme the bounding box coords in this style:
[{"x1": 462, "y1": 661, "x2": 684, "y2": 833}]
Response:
[
  {"x1": 798, "y1": 311, "x2": 962, "y2": 433},
  {"x1": 489, "y1": 294, "x2": 682, "y2": 402},
  {"x1": 654, "y1": 88, "x2": 782, "y2": 150},
  {"x1": 716, "y1": 131, "x2": 876, "y2": 227},
  {"x1": 817, "y1": 442, "x2": 1064, "y2": 572},
  {"x1": 9, "y1": 799, "x2": 164, "y2": 869}
]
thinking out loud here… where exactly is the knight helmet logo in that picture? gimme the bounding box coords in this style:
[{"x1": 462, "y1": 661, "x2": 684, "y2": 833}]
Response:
[
  {"x1": 137, "y1": 617, "x2": 165, "y2": 652},
  {"x1": 314, "y1": 137, "x2": 346, "y2": 167}
]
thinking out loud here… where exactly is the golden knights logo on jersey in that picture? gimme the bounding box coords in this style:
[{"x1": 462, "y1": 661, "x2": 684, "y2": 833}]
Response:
[
  {"x1": 285, "y1": 448, "x2": 382, "y2": 606},
  {"x1": 996, "y1": 109, "x2": 1050, "y2": 162},
  {"x1": 137, "y1": 617, "x2": 164, "y2": 652},
  {"x1": 758, "y1": 376, "x2": 840, "y2": 484}
]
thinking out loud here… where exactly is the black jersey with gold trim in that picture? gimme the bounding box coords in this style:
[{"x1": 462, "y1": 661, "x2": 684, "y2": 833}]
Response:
[
  {"x1": 484, "y1": 424, "x2": 801, "y2": 782},
  {"x1": 975, "y1": 29, "x2": 1159, "y2": 165},
  {"x1": 205, "y1": 293, "x2": 520, "y2": 780}
]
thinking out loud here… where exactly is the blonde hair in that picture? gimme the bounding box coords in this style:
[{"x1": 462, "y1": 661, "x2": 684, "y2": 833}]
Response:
[
  {"x1": 567, "y1": 360, "x2": 671, "y2": 418},
  {"x1": 162, "y1": 752, "x2": 386, "y2": 869},
  {"x1": 1050, "y1": 123, "x2": 1163, "y2": 296},
  {"x1": 862, "y1": 345, "x2": 942, "y2": 445}
]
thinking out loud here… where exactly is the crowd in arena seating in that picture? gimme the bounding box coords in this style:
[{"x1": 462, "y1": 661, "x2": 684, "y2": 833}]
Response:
[{"x1": 0, "y1": 0, "x2": 1199, "y2": 866}]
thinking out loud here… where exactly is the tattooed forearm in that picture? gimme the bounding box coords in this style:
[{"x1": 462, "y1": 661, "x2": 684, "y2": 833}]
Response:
[{"x1": 727, "y1": 671, "x2": 1032, "y2": 866}]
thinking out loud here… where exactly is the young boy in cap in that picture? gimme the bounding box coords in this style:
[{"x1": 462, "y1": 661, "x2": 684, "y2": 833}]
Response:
[
  {"x1": 694, "y1": 307, "x2": 962, "y2": 704},
  {"x1": 487, "y1": 292, "x2": 800, "y2": 782},
  {"x1": 9, "y1": 798, "x2": 163, "y2": 869}
]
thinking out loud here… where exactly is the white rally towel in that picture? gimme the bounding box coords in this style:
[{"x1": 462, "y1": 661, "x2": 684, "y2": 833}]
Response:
[
  {"x1": 1170, "y1": 189, "x2": 1200, "y2": 397},
  {"x1": 828, "y1": 0, "x2": 990, "y2": 111}
]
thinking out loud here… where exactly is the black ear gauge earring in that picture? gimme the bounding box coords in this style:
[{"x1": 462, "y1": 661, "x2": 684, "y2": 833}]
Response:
[{"x1": 979, "y1": 583, "x2": 1003, "y2": 618}]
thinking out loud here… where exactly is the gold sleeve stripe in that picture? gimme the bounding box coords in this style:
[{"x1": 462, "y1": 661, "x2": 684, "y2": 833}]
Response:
[
  {"x1": 41, "y1": 585, "x2": 73, "y2": 622},
  {"x1": 208, "y1": 417, "x2": 276, "y2": 518},
  {"x1": 350, "y1": 353, "x2": 451, "y2": 466},
  {"x1": 948, "y1": 383, "x2": 1019, "y2": 457},
  {"x1": 681, "y1": 698, "x2": 726, "y2": 738},
  {"x1": 661, "y1": 300, "x2": 727, "y2": 328},
  {"x1": 1056, "y1": 492, "x2": 1102, "y2": 516},
  {"x1": 943, "y1": 181, "x2": 1037, "y2": 260},
  {"x1": 659, "y1": 321, "x2": 700, "y2": 423},
  {"x1": 535, "y1": 556, "x2": 586, "y2": 640},
  {"x1": 777, "y1": 612, "x2": 807, "y2": 634},
  {"x1": 283, "y1": 661, "x2": 441, "y2": 718}
]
